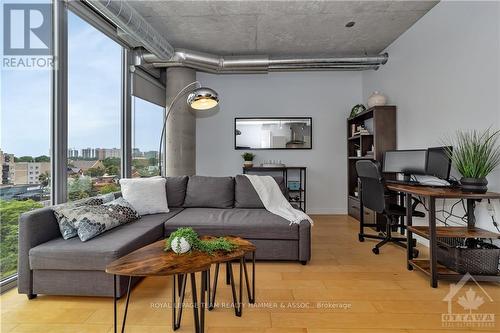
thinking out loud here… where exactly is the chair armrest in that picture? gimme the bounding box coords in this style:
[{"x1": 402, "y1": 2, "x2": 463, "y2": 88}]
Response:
[{"x1": 18, "y1": 207, "x2": 61, "y2": 294}]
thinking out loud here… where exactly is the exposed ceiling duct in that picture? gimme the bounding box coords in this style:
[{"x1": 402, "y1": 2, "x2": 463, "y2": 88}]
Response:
[
  {"x1": 83, "y1": 0, "x2": 175, "y2": 60},
  {"x1": 83, "y1": 0, "x2": 388, "y2": 73},
  {"x1": 135, "y1": 49, "x2": 388, "y2": 73}
]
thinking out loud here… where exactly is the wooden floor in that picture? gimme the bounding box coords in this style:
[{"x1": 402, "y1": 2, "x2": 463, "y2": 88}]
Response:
[{"x1": 1, "y1": 215, "x2": 499, "y2": 333}]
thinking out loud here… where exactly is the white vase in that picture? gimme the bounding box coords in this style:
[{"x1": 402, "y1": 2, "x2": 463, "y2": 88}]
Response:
[
  {"x1": 171, "y1": 237, "x2": 191, "y2": 254},
  {"x1": 243, "y1": 161, "x2": 253, "y2": 168},
  {"x1": 367, "y1": 91, "x2": 387, "y2": 108}
]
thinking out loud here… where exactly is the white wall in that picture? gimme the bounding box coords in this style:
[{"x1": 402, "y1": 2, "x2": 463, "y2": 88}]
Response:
[
  {"x1": 363, "y1": 1, "x2": 500, "y2": 232},
  {"x1": 196, "y1": 72, "x2": 362, "y2": 214}
]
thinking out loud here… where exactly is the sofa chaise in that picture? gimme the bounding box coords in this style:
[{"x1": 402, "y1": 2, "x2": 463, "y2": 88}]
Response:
[{"x1": 18, "y1": 175, "x2": 311, "y2": 298}]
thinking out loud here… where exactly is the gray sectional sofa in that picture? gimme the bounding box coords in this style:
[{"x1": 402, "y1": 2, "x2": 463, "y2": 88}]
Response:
[{"x1": 18, "y1": 175, "x2": 311, "y2": 298}]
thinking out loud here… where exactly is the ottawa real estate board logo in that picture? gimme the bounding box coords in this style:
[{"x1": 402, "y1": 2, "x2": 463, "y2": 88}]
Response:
[
  {"x1": 2, "y1": 3, "x2": 53, "y2": 69},
  {"x1": 442, "y1": 273, "x2": 495, "y2": 328}
]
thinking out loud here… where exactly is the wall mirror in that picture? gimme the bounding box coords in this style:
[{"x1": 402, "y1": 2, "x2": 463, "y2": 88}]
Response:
[{"x1": 235, "y1": 117, "x2": 312, "y2": 150}]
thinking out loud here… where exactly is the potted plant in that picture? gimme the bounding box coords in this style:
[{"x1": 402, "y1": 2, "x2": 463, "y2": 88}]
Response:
[
  {"x1": 165, "y1": 227, "x2": 237, "y2": 254},
  {"x1": 241, "y1": 152, "x2": 255, "y2": 168},
  {"x1": 445, "y1": 128, "x2": 500, "y2": 193}
]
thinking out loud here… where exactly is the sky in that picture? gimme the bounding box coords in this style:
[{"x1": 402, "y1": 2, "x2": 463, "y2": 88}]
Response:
[{"x1": 1, "y1": 6, "x2": 163, "y2": 157}]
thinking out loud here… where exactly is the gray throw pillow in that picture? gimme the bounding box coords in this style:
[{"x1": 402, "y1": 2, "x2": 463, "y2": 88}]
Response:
[
  {"x1": 74, "y1": 197, "x2": 140, "y2": 241},
  {"x1": 183, "y1": 176, "x2": 235, "y2": 208},
  {"x1": 166, "y1": 176, "x2": 188, "y2": 207},
  {"x1": 234, "y1": 175, "x2": 287, "y2": 208},
  {"x1": 53, "y1": 194, "x2": 115, "y2": 239}
]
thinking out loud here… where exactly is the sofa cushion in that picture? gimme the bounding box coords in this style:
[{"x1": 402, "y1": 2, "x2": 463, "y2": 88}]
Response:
[
  {"x1": 164, "y1": 208, "x2": 299, "y2": 240},
  {"x1": 183, "y1": 176, "x2": 234, "y2": 208},
  {"x1": 166, "y1": 176, "x2": 188, "y2": 207},
  {"x1": 29, "y1": 210, "x2": 180, "y2": 271},
  {"x1": 234, "y1": 175, "x2": 287, "y2": 208}
]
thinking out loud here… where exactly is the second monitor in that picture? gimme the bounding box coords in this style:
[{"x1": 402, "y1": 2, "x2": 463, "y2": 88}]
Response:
[{"x1": 382, "y1": 149, "x2": 428, "y2": 181}]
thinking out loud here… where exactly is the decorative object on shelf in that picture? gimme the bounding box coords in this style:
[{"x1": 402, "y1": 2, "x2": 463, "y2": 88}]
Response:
[
  {"x1": 261, "y1": 160, "x2": 285, "y2": 167},
  {"x1": 445, "y1": 128, "x2": 500, "y2": 193},
  {"x1": 165, "y1": 227, "x2": 237, "y2": 255},
  {"x1": 158, "y1": 81, "x2": 219, "y2": 175},
  {"x1": 288, "y1": 180, "x2": 301, "y2": 191},
  {"x1": 352, "y1": 124, "x2": 370, "y2": 136},
  {"x1": 349, "y1": 104, "x2": 366, "y2": 119},
  {"x1": 367, "y1": 91, "x2": 387, "y2": 107},
  {"x1": 242, "y1": 152, "x2": 256, "y2": 168}
]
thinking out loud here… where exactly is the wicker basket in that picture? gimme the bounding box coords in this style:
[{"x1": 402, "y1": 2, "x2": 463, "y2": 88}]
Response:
[{"x1": 437, "y1": 238, "x2": 500, "y2": 275}]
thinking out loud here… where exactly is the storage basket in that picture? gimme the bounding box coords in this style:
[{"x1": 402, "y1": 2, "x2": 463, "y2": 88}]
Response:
[{"x1": 437, "y1": 237, "x2": 500, "y2": 275}]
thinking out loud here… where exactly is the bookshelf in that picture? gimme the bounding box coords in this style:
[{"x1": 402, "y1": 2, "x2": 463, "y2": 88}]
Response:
[{"x1": 347, "y1": 106, "x2": 396, "y2": 224}]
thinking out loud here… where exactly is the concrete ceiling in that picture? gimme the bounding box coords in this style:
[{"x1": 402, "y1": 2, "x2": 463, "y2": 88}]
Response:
[{"x1": 129, "y1": 0, "x2": 438, "y2": 56}]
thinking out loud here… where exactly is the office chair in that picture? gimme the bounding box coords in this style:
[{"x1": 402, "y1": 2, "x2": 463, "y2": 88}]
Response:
[{"x1": 355, "y1": 160, "x2": 425, "y2": 255}]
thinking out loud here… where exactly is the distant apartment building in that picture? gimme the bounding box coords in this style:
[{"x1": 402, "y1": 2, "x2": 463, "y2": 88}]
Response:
[
  {"x1": 13, "y1": 162, "x2": 50, "y2": 185},
  {"x1": 1, "y1": 149, "x2": 15, "y2": 184},
  {"x1": 81, "y1": 148, "x2": 96, "y2": 159},
  {"x1": 68, "y1": 148, "x2": 79, "y2": 158},
  {"x1": 95, "y1": 148, "x2": 120, "y2": 160}
]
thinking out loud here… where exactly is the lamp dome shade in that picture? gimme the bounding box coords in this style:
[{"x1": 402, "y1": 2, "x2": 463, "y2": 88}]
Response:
[{"x1": 187, "y1": 87, "x2": 219, "y2": 110}]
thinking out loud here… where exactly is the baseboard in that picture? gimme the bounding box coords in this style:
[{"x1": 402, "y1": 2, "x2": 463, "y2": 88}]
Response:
[{"x1": 306, "y1": 208, "x2": 347, "y2": 214}]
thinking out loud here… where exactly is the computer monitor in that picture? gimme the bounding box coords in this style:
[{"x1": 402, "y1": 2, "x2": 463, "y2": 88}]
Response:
[
  {"x1": 383, "y1": 150, "x2": 427, "y2": 180},
  {"x1": 426, "y1": 146, "x2": 452, "y2": 180}
]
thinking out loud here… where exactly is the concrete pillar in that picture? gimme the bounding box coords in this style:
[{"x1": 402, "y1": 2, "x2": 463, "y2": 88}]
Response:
[{"x1": 165, "y1": 67, "x2": 196, "y2": 176}]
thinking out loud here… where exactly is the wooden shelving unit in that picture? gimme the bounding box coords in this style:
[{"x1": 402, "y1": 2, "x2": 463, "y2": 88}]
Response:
[
  {"x1": 243, "y1": 166, "x2": 307, "y2": 212},
  {"x1": 408, "y1": 226, "x2": 500, "y2": 240},
  {"x1": 347, "y1": 106, "x2": 396, "y2": 224}
]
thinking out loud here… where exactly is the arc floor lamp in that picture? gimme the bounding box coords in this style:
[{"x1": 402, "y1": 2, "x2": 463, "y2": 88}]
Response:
[{"x1": 158, "y1": 81, "x2": 219, "y2": 176}]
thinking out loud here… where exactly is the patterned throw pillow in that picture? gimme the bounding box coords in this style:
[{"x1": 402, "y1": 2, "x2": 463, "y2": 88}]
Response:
[
  {"x1": 53, "y1": 194, "x2": 115, "y2": 239},
  {"x1": 76, "y1": 197, "x2": 140, "y2": 242}
]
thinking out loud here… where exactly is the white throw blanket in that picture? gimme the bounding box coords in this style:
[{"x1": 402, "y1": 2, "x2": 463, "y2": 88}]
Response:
[{"x1": 244, "y1": 174, "x2": 313, "y2": 226}]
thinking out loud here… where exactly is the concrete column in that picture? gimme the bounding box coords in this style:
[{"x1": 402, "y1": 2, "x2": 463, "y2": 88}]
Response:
[{"x1": 165, "y1": 67, "x2": 196, "y2": 176}]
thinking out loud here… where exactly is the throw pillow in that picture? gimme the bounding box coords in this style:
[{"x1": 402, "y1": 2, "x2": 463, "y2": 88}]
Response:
[
  {"x1": 183, "y1": 176, "x2": 234, "y2": 208},
  {"x1": 53, "y1": 194, "x2": 115, "y2": 239},
  {"x1": 76, "y1": 197, "x2": 140, "y2": 241},
  {"x1": 119, "y1": 177, "x2": 169, "y2": 215}
]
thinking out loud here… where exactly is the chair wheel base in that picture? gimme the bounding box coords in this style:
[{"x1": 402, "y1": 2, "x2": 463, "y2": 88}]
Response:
[
  {"x1": 372, "y1": 247, "x2": 380, "y2": 255},
  {"x1": 358, "y1": 234, "x2": 365, "y2": 242},
  {"x1": 413, "y1": 249, "x2": 419, "y2": 258}
]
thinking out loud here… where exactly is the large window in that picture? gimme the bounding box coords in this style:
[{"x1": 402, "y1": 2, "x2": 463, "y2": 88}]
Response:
[
  {"x1": 132, "y1": 98, "x2": 163, "y2": 177},
  {"x1": 1, "y1": 56, "x2": 52, "y2": 281},
  {"x1": 67, "y1": 11, "x2": 122, "y2": 200}
]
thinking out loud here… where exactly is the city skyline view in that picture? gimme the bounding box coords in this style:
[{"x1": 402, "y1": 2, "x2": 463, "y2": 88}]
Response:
[{"x1": 1, "y1": 8, "x2": 163, "y2": 158}]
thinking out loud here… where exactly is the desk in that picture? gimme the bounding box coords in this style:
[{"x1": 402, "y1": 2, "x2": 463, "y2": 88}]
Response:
[{"x1": 386, "y1": 183, "x2": 500, "y2": 288}]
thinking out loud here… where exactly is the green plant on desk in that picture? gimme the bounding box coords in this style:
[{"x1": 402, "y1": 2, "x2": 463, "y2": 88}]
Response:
[{"x1": 445, "y1": 128, "x2": 500, "y2": 193}]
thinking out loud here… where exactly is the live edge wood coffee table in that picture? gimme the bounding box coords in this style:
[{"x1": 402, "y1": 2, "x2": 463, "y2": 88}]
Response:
[{"x1": 106, "y1": 236, "x2": 256, "y2": 333}]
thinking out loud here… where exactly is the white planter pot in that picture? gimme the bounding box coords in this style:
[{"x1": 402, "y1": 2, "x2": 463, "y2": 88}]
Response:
[
  {"x1": 367, "y1": 91, "x2": 387, "y2": 108},
  {"x1": 171, "y1": 237, "x2": 191, "y2": 254},
  {"x1": 243, "y1": 161, "x2": 253, "y2": 168}
]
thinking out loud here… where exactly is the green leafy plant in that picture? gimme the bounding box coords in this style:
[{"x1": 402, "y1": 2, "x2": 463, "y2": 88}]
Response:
[
  {"x1": 165, "y1": 227, "x2": 237, "y2": 255},
  {"x1": 445, "y1": 128, "x2": 500, "y2": 178},
  {"x1": 241, "y1": 152, "x2": 255, "y2": 161}
]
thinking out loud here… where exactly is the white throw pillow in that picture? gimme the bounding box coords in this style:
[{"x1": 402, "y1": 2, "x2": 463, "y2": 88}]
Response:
[{"x1": 119, "y1": 177, "x2": 169, "y2": 215}]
